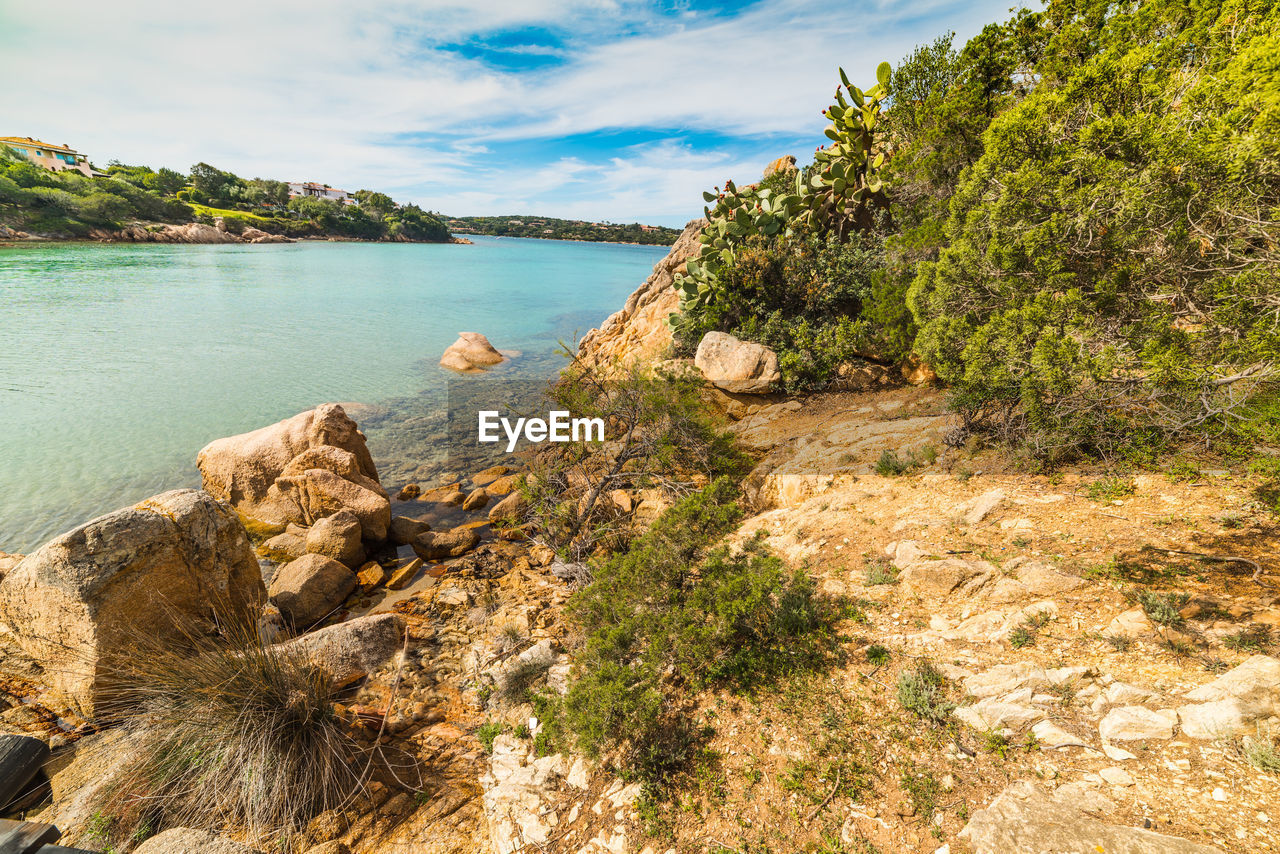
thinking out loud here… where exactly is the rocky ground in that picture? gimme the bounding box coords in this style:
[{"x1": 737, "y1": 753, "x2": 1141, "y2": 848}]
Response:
[{"x1": 1, "y1": 382, "x2": 1277, "y2": 854}]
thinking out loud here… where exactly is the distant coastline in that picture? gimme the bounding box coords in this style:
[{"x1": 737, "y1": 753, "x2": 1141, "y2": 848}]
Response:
[{"x1": 447, "y1": 214, "x2": 680, "y2": 246}]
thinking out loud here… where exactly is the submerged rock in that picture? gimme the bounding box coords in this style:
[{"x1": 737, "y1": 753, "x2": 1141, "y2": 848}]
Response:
[
  {"x1": 440, "y1": 332, "x2": 504, "y2": 372},
  {"x1": 0, "y1": 489, "x2": 265, "y2": 715},
  {"x1": 197, "y1": 404, "x2": 390, "y2": 541},
  {"x1": 694, "y1": 331, "x2": 781, "y2": 394}
]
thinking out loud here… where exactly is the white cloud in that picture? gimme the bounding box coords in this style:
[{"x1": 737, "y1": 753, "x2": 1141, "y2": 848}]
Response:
[{"x1": 0, "y1": 0, "x2": 1015, "y2": 220}]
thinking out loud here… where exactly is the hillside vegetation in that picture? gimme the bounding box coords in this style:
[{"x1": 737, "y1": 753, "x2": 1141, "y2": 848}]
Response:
[
  {"x1": 0, "y1": 150, "x2": 450, "y2": 242},
  {"x1": 448, "y1": 214, "x2": 680, "y2": 245},
  {"x1": 672, "y1": 0, "x2": 1279, "y2": 463}
]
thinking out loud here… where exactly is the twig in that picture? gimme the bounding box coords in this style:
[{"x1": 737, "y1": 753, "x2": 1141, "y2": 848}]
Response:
[
  {"x1": 805, "y1": 768, "x2": 842, "y2": 823},
  {"x1": 1164, "y1": 549, "x2": 1272, "y2": 588}
]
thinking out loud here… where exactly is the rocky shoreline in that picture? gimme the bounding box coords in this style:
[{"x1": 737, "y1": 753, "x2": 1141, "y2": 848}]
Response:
[
  {"x1": 0, "y1": 229, "x2": 1276, "y2": 854},
  {"x1": 0, "y1": 221, "x2": 469, "y2": 246}
]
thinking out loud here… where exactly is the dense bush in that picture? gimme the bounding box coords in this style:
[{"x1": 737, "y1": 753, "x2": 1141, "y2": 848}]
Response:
[
  {"x1": 908, "y1": 0, "x2": 1280, "y2": 457},
  {"x1": 673, "y1": 0, "x2": 1277, "y2": 458},
  {"x1": 539, "y1": 479, "x2": 841, "y2": 787},
  {"x1": 525, "y1": 356, "x2": 747, "y2": 559}
]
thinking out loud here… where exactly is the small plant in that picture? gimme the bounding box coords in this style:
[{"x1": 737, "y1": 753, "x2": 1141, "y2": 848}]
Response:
[
  {"x1": 875, "y1": 448, "x2": 930, "y2": 476},
  {"x1": 477, "y1": 720, "x2": 506, "y2": 753},
  {"x1": 1224, "y1": 625, "x2": 1273, "y2": 653},
  {"x1": 1011, "y1": 535, "x2": 1031, "y2": 548},
  {"x1": 865, "y1": 644, "x2": 890, "y2": 666},
  {"x1": 1138, "y1": 590, "x2": 1190, "y2": 627},
  {"x1": 1086, "y1": 476, "x2": 1136, "y2": 503},
  {"x1": 1237, "y1": 725, "x2": 1280, "y2": 774},
  {"x1": 899, "y1": 766, "x2": 941, "y2": 819},
  {"x1": 865, "y1": 563, "x2": 898, "y2": 585},
  {"x1": 1010, "y1": 609, "x2": 1053, "y2": 648},
  {"x1": 896, "y1": 660, "x2": 954, "y2": 724},
  {"x1": 982, "y1": 729, "x2": 1011, "y2": 759},
  {"x1": 1104, "y1": 634, "x2": 1133, "y2": 652}
]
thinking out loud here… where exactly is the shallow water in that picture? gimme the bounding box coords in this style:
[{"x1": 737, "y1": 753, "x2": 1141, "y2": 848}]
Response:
[{"x1": 0, "y1": 236, "x2": 665, "y2": 552}]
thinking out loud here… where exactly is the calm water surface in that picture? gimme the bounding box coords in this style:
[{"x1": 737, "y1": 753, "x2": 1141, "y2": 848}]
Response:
[{"x1": 0, "y1": 236, "x2": 665, "y2": 552}]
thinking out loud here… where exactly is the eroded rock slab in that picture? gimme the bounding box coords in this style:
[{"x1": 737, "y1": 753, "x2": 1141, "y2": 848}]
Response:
[{"x1": 959, "y1": 780, "x2": 1223, "y2": 853}]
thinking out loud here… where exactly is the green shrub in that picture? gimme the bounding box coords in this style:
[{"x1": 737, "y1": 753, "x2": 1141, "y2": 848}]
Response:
[
  {"x1": 551, "y1": 480, "x2": 840, "y2": 787},
  {"x1": 908, "y1": 0, "x2": 1280, "y2": 457},
  {"x1": 896, "y1": 660, "x2": 954, "y2": 723}
]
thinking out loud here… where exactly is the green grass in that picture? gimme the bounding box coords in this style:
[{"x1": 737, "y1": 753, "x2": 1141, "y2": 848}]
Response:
[
  {"x1": 1086, "y1": 476, "x2": 1136, "y2": 502},
  {"x1": 1224, "y1": 625, "x2": 1272, "y2": 653},
  {"x1": 187, "y1": 202, "x2": 273, "y2": 224},
  {"x1": 477, "y1": 720, "x2": 506, "y2": 753}
]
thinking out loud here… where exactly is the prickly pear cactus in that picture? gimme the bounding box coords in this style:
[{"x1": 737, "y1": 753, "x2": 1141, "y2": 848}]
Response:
[
  {"x1": 795, "y1": 61, "x2": 892, "y2": 239},
  {"x1": 670, "y1": 63, "x2": 891, "y2": 335}
]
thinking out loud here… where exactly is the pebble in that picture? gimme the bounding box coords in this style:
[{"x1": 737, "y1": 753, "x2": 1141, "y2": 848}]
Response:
[{"x1": 1212, "y1": 787, "x2": 1228, "y2": 802}]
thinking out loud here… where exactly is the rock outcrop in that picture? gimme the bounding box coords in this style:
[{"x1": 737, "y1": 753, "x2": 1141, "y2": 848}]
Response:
[
  {"x1": 762, "y1": 154, "x2": 797, "y2": 179},
  {"x1": 440, "y1": 332, "x2": 505, "y2": 372},
  {"x1": 576, "y1": 218, "x2": 706, "y2": 368},
  {"x1": 305, "y1": 509, "x2": 364, "y2": 568},
  {"x1": 0, "y1": 489, "x2": 265, "y2": 715},
  {"x1": 694, "y1": 331, "x2": 781, "y2": 394},
  {"x1": 197, "y1": 404, "x2": 390, "y2": 541},
  {"x1": 133, "y1": 828, "x2": 265, "y2": 854},
  {"x1": 959, "y1": 780, "x2": 1223, "y2": 853},
  {"x1": 273, "y1": 612, "x2": 404, "y2": 687}
]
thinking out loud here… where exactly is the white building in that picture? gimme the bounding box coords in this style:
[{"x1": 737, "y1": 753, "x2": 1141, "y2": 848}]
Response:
[{"x1": 287, "y1": 181, "x2": 355, "y2": 204}]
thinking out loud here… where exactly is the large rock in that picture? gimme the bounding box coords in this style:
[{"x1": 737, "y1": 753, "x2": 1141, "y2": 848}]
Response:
[
  {"x1": 440, "y1": 332, "x2": 504, "y2": 372},
  {"x1": 958, "y1": 780, "x2": 1223, "y2": 853},
  {"x1": 1177, "y1": 654, "x2": 1280, "y2": 739},
  {"x1": 268, "y1": 554, "x2": 356, "y2": 628},
  {"x1": 694, "y1": 331, "x2": 781, "y2": 394},
  {"x1": 273, "y1": 612, "x2": 404, "y2": 688},
  {"x1": 305, "y1": 509, "x2": 364, "y2": 568},
  {"x1": 762, "y1": 155, "x2": 797, "y2": 179},
  {"x1": 1098, "y1": 705, "x2": 1177, "y2": 742},
  {"x1": 412, "y1": 529, "x2": 480, "y2": 561},
  {"x1": 488, "y1": 491, "x2": 528, "y2": 525},
  {"x1": 134, "y1": 828, "x2": 265, "y2": 853},
  {"x1": 576, "y1": 218, "x2": 707, "y2": 368},
  {"x1": 0, "y1": 489, "x2": 264, "y2": 716},
  {"x1": 197, "y1": 404, "x2": 390, "y2": 541}
]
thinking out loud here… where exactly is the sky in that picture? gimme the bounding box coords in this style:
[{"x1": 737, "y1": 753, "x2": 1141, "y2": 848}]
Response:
[{"x1": 0, "y1": 0, "x2": 1016, "y2": 226}]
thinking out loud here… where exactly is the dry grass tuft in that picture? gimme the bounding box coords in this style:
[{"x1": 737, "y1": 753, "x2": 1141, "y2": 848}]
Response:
[{"x1": 88, "y1": 613, "x2": 368, "y2": 850}]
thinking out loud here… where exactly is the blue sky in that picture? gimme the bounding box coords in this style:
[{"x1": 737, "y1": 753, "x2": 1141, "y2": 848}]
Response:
[{"x1": 0, "y1": 0, "x2": 1018, "y2": 226}]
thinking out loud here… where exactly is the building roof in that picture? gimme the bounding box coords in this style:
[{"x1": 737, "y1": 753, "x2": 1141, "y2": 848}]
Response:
[{"x1": 0, "y1": 136, "x2": 79, "y2": 154}]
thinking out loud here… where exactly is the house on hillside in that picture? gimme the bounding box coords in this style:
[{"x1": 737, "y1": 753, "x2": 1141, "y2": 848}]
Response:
[
  {"x1": 0, "y1": 137, "x2": 99, "y2": 176},
  {"x1": 287, "y1": 181, "x2": 355, "y2": 205}
]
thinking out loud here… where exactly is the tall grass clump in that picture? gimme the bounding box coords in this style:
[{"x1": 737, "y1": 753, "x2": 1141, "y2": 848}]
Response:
[{"x1": 87, "y1": 615, "x2": 367, "y2": 849}]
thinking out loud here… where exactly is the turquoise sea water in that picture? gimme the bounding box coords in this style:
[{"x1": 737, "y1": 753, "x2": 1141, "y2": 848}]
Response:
[{"x1": 0, "y1": 236, "x2": 666, "y2": 553}]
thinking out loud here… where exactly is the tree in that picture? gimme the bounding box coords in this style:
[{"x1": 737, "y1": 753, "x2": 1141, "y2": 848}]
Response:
[
  {"x1": 188, "y1": 162, "x2": 241, "y2": 202},
  {"x1": 354, "y1": 190, "x2": 394, "y2": 218},
  {"x1": 146, "y1": 167, "x2": 187, "y2": 196}
]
